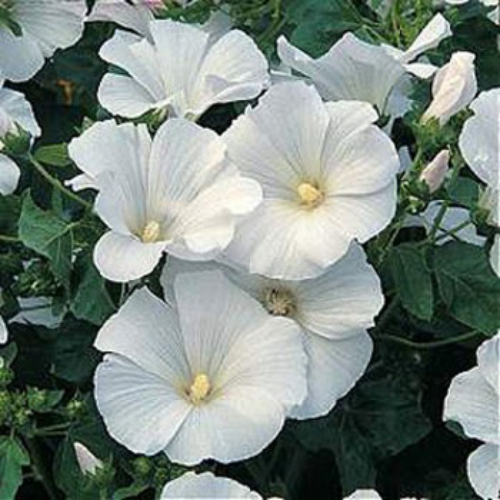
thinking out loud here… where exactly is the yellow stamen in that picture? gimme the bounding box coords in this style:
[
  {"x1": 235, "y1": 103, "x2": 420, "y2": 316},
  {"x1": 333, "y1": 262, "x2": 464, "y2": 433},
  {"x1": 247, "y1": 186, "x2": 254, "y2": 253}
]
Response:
[
  {"x1": 140, "y1": 221, "x2": 161, "y2": 243},
  {"x1": 188, "y1": 373, "x2": 211, "y2": 404},
  {"x1": 297, "y1": 182, "x2": 324, "y2": 208},
  {"x1": 263, "y1": 287, "x2": 296, "y2": 317}
]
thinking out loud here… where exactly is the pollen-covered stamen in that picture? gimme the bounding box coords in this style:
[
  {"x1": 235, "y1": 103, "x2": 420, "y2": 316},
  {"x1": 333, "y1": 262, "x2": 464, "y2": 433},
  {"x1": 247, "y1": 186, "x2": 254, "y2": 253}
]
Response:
[
  {"x1": 263, "y1": 287, "x2": 297, "y2": 317},
  {"x1": 140, "y1": 220, "x2": 161, "y2": 243},
  {"x1": 188, "y1": 373, "x2": 211, "y2": 405},
  {"x1": 297, "y1": 182, "x2": 324, "y2": 209}
]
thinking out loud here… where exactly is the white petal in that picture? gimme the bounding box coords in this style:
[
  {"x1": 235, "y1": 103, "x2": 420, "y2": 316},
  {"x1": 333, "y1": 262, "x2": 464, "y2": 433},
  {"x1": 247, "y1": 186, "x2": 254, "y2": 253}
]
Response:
[
  {"x1": 94, "y1": 354, "x2": 191, "y2": 455},
  {"x1": 0, "y1": 315, "x2": 8, "y2": 344},
  {"x1": 467, "y1": 443, "x2": 500, "y2": 500},
  {"x1": 94, "y1": 287, "x2": 190, "y2": 382},
  {"x1": 296, "y1": 243, "x2": 384, "y2": 339},
  {"x1": 0, "y1": 87, "x2": 40, "y2": 137},
  {"x1": 401, "y1": 13, "x2": 452, "y2": 63},
  {"x1": 290, "y1": 331, "x2": 373, "y2": 420},
  {"x1": 344, "y1": 490, "x2": 382, "y2": 500},
  {"x1": 490, "y1": 235, "x2": 500, "y2": 278},
  {"x1": 160, "y1": 472, "x2": 262, "y2": 499},
  {"x1": 13, "y1": 0, "x2": 86, "y2": 57},
  {"x1": 0, "y1": 30, "x2": 44, "y2": 82},
  {"x1": 97, "y1": 73, "x2": 157, "y2": 118},
  {"x1": 0, "y1": 154, "x2": 20, "y2": 195},
  {"x1": 93, "y1": 232, "x2": 165, "y2": 283},
  {"x1": 459, "y1": 88, "x2": 500, "y2": 187},
  {"x1": 74, "y1": 442, "x2": 103, "y2": 476},
  {"x1": 477, "y1": 335, "x2": 500, "y2": 393},
  {"x1": 423, "y1": 51, "x2": 477, "y2": 125},
  {"x1": 444, "y1": 366, "x2": 499, "y2": 444},
  {"x1": 87, "y1": 0, "x2": 155, "y2": 39},
  {"x1": 404, "y1": 62, "x2": 439, "y2": 78},
  {"x1": 165, "y1": 385, "x2": 286, "y2": 465}
]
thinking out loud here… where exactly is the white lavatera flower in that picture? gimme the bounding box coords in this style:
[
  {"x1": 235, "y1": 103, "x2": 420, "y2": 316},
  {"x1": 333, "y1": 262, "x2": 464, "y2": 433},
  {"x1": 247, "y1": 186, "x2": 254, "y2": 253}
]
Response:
[
  {"x1": 222, "y1": 81, "x2": 399, "y2": 281},
  {"x1": 444, "y1": 334, "x2": 500, "y2": 499},
  {"x1": 0, "y1": 0, "x2": 87, "y2": 82},
  {"x1": 422, "y1": 51, "x2": 477, "y2": 126},
  {"x1": 162, "y1": 242, "x2": 382, "y2": 419},
  {"x1": 343, "y1": 490, "x2": 382, "y2": 500},
  {"x1": 0, "y1": 315, "x2": 7, "y2": 344},
  {"x1": 406, "y1": 201, "x2": 486, "y2": 247},
  {"x1": 94, "y1": 270, "x2": 307, "y2": 465},
  {"x1": 67, "y1": 118, "x2": 262, "y2": 283},
  {"x1": 97, "y1": 19, "x2": 269, "y2": 120},
  {"x1": 277, "y1": 14, "x2": 451, "y2": 116},
  {"x1": 490, "y1": 235, "x2": 499, "y2": 278},
  {"x1": 0, "y1": 79, "x2": 40, "y2": 195},
  {"x1": 160, "y1": 471, "x2": 279, "y2": 499}
]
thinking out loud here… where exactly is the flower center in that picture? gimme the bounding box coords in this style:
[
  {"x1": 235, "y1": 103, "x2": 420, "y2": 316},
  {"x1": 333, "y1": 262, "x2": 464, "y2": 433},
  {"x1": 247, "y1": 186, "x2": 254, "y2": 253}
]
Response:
[
  {"x1": 263, "y1": 287, "x2": 297, "y2": 317},
  {"x1": 297, "y1": 182, "x2": 324, "y2": 209},
  {"x1": 188, "y1": 373, "x2": 211, "y2": 404},
  {"x1": 140, "y1": 220, "x2": 161, "y2": 243}
]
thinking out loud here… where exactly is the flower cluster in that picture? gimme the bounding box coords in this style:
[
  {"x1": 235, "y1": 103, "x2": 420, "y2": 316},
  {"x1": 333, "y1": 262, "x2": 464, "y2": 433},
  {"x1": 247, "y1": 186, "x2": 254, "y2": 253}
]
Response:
[{"x1": 0, "y1": 1, "x2": 498, "y2": 499}]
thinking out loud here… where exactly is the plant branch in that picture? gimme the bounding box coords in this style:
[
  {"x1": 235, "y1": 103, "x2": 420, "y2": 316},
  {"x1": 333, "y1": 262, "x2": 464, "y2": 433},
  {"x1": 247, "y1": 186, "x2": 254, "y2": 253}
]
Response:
[{"x1": 377, "y1": 330, "x2": 483, "y2": 349}]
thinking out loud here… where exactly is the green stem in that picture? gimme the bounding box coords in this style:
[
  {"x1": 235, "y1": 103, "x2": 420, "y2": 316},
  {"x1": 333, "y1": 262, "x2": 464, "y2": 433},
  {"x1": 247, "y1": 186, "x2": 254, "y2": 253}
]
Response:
[
  {"x1": 377, "y1": 330, "x2": 483, "y2": 349},
  {"x1": 23, "y1": 437, "x2": 59, "y2": 500},
  {"x1": 0, "y1": 234, "x2": 20, "y2": 243},
  {"x1": 373, "y1": 297, "x2": 400, "y2": 333},
  {"x1": 29, "y1": 155, "x2": 93, "y2": 211}
]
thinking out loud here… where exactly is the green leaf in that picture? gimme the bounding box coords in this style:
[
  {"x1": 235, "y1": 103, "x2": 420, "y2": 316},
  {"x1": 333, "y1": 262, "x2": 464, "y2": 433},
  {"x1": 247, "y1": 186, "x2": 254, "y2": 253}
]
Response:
[
  {"x1": 0, "y1": 436, "x2": 30, "y2": 500},
  {"x1": 389, "y1": 243, "x2": 434, "y2": 321},
  {"x1": 447, "y1": 177, "x2": 480, "y2": 209},
  {"x1": 293, "y1": 377, "x2": 432, "y2": 494},
  {"x1": 18, "y1": 193, "x2": 74, "y2": 285},
  {"x1": 434, "y1": 242, "x2": 500, "y2": 334},
  {"x1": 34, "y1": 144, "x2": 71, "y2": 167},
  {"x1": 71, "y1": 252, "x2": 115, "y2": 326}
]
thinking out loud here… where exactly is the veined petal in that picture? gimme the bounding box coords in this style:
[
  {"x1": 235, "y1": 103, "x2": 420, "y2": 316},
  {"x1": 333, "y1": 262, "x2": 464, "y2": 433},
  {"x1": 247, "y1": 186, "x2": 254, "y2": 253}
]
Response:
[
  {"x1": 0, "y1": 154, "x2": 20, "y2": 195},
  {"x1": 467, "y1": 443, "x2": 500, "y2": 500},
  {"x1": 94, "y1": 354, "x2": 191, "y2": 455},
  {"x1": 290, "y1": 331, "x2": 373, "y2": 420},
  {"x1": 94, "y1": 287, "x2": 190, "y2": 383},
  {"x1": 93, "y1": 232, "x2": 165, "y2": 283},
  {"x1": 0, "y1": 86, "x2": 40, "y2": 137},
  {"x1": 444, "y1": 366, "x2": 499, "y2": 444},
  {"x1": 477, "y1": 335, "x2": 500, "y2": 393}
]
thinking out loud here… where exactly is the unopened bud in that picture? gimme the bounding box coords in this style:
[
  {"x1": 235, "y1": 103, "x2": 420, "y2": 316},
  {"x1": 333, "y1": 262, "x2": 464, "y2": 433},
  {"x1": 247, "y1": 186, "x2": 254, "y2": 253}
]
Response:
[
  {"x1": 74, "y1": 442, "x2": 104, "y2": 476},
  {"x1": 419, "y1": 149, "x2": 450, "y2": 193}
]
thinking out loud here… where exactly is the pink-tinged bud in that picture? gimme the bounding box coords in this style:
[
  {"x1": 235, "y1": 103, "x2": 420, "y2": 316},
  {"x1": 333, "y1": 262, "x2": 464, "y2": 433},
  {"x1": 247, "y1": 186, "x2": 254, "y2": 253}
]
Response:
[
  {"x1": 422, "y1": 51, "x2": 477, "y2": 125},
  {"x1": 74, "y1": 442, "x2": 103, "y2": 476},
  {"x1": 419, "y1": 149, "x2": 450, "y2": 192},
  {"x1": 144, "y1": 0, "x2": 164, "y2": 10}
]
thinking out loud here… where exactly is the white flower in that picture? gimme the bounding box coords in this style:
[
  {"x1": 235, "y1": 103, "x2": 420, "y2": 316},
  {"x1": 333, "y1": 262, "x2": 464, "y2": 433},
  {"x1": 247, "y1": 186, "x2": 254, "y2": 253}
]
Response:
[
  {"x1": 0, "y1": 315, "x2": 7, "y2": 344},
  {"x1": 490, "y1": 234, "x2": 499, "y2": 277},
  {"x1": 443, "y1": 335, "x2": 500, "y2": 499},
  {"x1": 445, "y1": 0, "x2": 499, "y2": 24},
  {"x1": 87, "y1": 0, "x2": 160, "y2": 40},
  {"x1": 0, "y1": 79, "x2": 40, "y2": 195},
  {"x1": 97, "y1": 19, "x2": 269, "y2": 120},
  {"x1": 344, "y1": 490, "x2": 382, "y2": 500},
  {"x1": 422, "y1": 52, "x2": 477, "y2": 126},
  {"x1": 67, "y1": 118, "x2": 262, "y2": 282},
  {"x1": 459, "y1": 89, "x2": 499, "y2": 192},
  {"x1": 419, "y1": 149, "x2": 450, "y2": 193},
  {"x1": 162, "y1": 243, "x2": 382, "y2": 419},
  {"x1": 222, "y1": 81, "x2": 399, "y2": 280},
  {"x1": 0, "y1": 0, "x2": 87, "y2": 82},
  {"x1": 94, "y1": 270, "x2": 307, "y2": 465},
  {"x1": 277, "y1": 14, "x2": 451, "y2": 115},
  {"x1": 11, "y1": 297, "x2": 64, "y2": 329},
  {"x1": 160, "y1": 472, "x2": 264, "y2": 499},
  {"x1": 406, "y1": 201, "x2": 486, "y2": 247},
  {"x1": 73, "y1": 442, "x2": 104, "y2": 476}
]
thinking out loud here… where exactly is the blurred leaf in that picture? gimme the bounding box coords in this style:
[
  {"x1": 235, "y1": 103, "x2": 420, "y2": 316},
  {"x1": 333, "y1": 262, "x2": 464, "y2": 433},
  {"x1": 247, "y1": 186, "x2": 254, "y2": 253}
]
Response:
[
  {"x1": 447, "y1": 177, "x2": 480, "y2": 209},
  {"x1": 0, "y1": 436, "x2": 30, "y2": 500},
  {"x1": 434, "y1": 242, "x2": 500, "y2": 334},
  {"x1": 389, "y1": 243, "x2": 434, "y2": 321},
  {"x1": 34, "y1": 144, "x2": 71, "y2": 167},
  {"x1": 18, "y1": 193, "x2": 73, "y2": 286}
]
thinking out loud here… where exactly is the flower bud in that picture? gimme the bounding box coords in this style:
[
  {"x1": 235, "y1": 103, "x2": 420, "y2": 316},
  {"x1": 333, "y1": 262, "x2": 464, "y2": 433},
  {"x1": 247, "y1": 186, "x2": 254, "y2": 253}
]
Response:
[
  {"x1": 419, "y1": 149, "x2": 450, "y2": 193},
  {"x1": 74, "y1": 442, "x2": 104, "y2": 476},
  {"x1": 422, "y1": 52, "x2": 477, "y2": 125}
]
